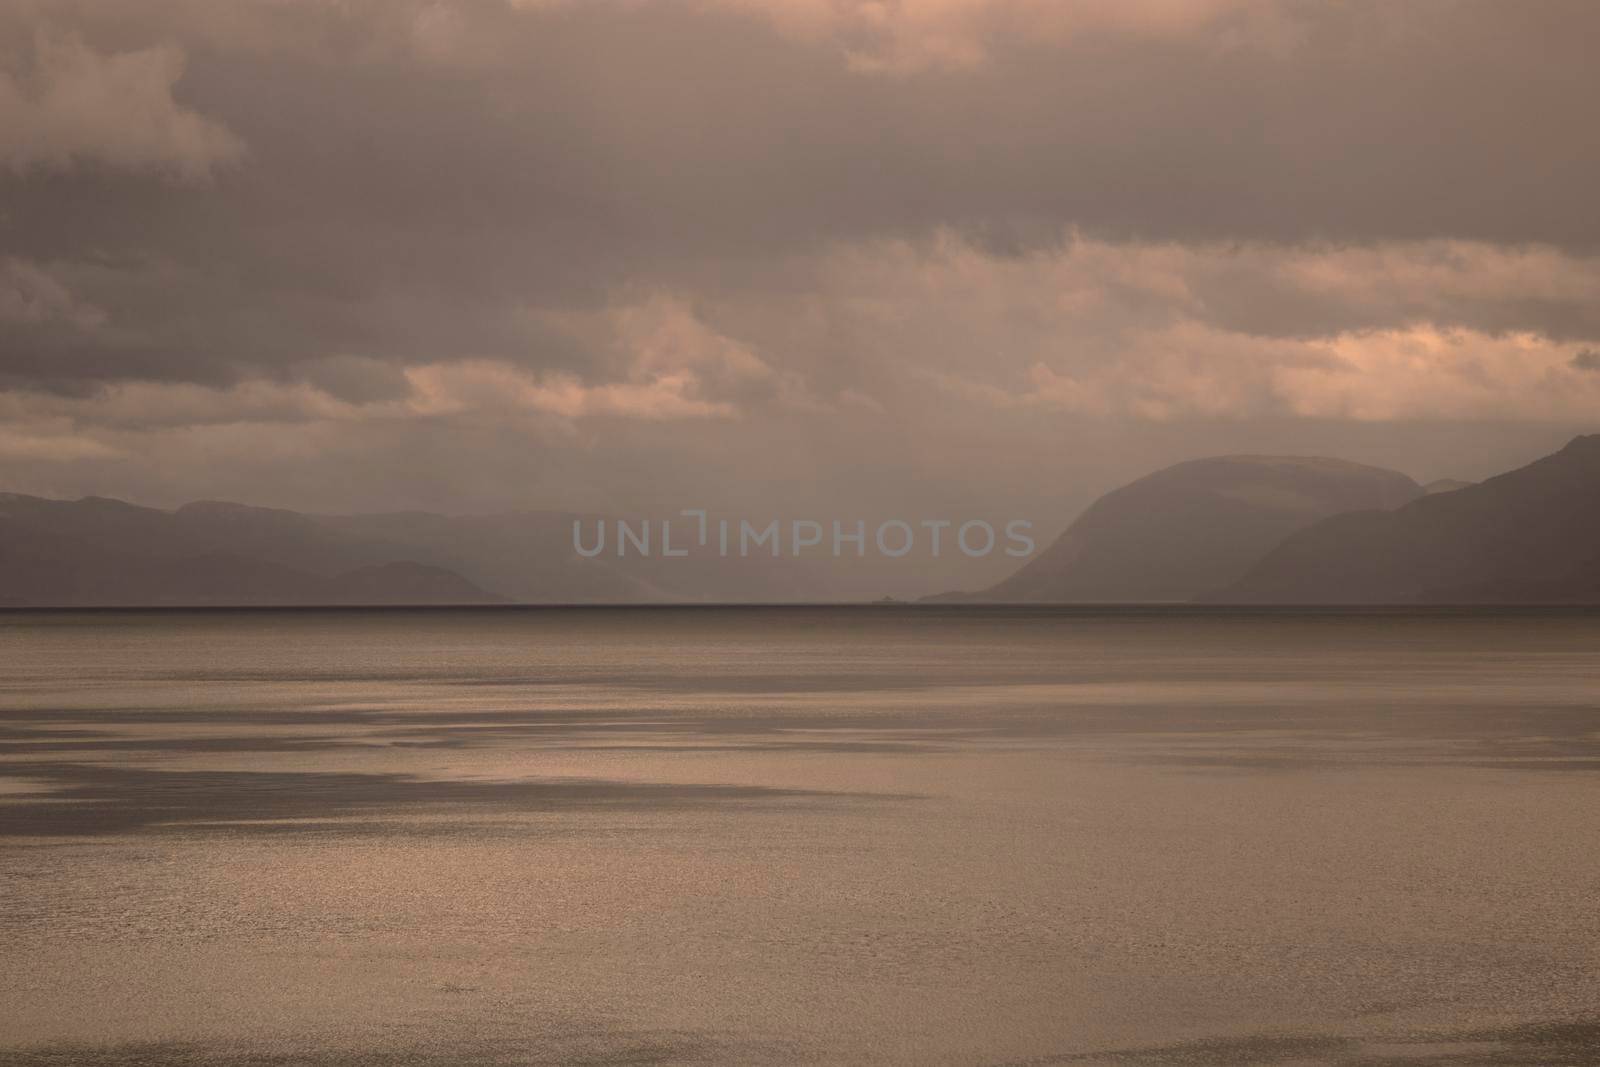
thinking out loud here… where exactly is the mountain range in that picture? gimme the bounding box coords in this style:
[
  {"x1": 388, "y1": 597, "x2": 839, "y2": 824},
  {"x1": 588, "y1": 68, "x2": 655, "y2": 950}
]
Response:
[
  {"x1": 943, "y1": 434, "x2": 1600, "y2": 605},
  {"x1": 937, "y1": 455, "x2": 1422, "y2": 603},
  {"x1": 1212, "y1": 434, "x2": 1600, "y2": 603},
  {"x1": 0, "y1": 495, "x2": 500, "y2": 607},
  {"x1": 0, "y1": 494, "x2": 880, "y2": 606},
  {"x1": 4, "y1": 435, "x2": 1599, "y2": 606}
]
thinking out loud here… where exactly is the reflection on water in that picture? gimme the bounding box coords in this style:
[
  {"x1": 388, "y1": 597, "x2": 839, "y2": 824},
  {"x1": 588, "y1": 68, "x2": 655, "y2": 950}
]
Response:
[{"x1": 2, "y1": 607, "x2": 1599, "y2": 1064}]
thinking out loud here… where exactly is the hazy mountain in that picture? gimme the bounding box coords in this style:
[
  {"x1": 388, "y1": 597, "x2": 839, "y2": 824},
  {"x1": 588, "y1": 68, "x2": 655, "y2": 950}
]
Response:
[
  {"x1": 1422, "y1": 478, "x2": 1475, "y2": 495},
  {"x1": 1213, "y1": 435, "x2": 1600, "y2": 604},
  {"x1": 0, "y1": 493, "x2": 895, "y2": 605},
  {"x1": 0, "y1": 494, "x2": 501, "y2": 607},
  {"x1": 934, "y1": 456, "x2": 1421, "y2": 603},
  {"x1": 22, "y1": 437, "x2": 1593, "y2": 607},
  {"x1": 321, "y1": 510, "x2": 672, "y2": 603},
  {"x1": 321, "y1": 510, "x2": 881, "y2": 603}
]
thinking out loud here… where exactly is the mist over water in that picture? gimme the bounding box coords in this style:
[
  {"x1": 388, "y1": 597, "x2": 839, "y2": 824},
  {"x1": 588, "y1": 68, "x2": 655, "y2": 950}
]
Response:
[{"x1": 3, "y1": 607, "x2": 1599, "y2": 1065}]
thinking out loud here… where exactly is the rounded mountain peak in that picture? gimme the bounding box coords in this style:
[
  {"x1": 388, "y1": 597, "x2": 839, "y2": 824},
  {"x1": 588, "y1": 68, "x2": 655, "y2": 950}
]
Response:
[{"x1": 980, "y1": 453, "x2": 1420, "y2": 603}]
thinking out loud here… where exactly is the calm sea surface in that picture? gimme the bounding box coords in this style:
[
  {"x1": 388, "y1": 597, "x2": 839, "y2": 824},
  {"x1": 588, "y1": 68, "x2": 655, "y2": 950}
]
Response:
[{"x1": 2, "y1": 607, "x2": 1598, "y2": 1065}]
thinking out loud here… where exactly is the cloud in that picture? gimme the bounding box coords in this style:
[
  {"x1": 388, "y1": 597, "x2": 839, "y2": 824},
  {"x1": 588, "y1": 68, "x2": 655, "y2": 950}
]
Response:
[
  {"x1": 2, "y1": 0, "x2": 1600, "y2": 520},
  {"x1": 795, "y1": 0, "x2": 1281, "y2": 73},
  {"x1": 0, "y1": 31, "x2": 244, "y2": 181},
  {"x1": 1275, "y1": 328, "x2": 1600, "y2": 421},
  {"x1": 0, "y1": 423, "x2": 122, "y2": 462},
  {"x1": 772, "y1": 232, "x2": 1600, "y2": 421},
  {"x1": 985, "y1": 324, "x2": 1600, "y2": 423},
  {"x1": 404, "y1": 358, "x2": 736, "y2": 420},
  {"x1": 5, "y1": 0, "x2": 1600, "y2": 400},
  {"x1": 0, "y1": 377, "x2": 361, "y2": 431},
  {"x1": 0, "y1": 257, "x2": 105, "y2": 330},
  {"x1": 538, "y1": 294, "x2": 826, "y2": 412},
  {"x1": 813, "y1": 233, "x2": 1600, "y2": 345},
  {"x1": 512, "y1": 0, "x2": 1277, "y2": 73},
  {"x1": 5, "y1": 231, "x2": 1599, "y2": 456},
  {"x1": 0, "y1": 355, "x2": 741, "y2": 434}
]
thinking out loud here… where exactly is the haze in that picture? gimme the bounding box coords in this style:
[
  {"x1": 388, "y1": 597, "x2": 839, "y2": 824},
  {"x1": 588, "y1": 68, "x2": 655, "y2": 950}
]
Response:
[{"x1": 3, "y1": 0, "x2": 1599, "y2": 544}]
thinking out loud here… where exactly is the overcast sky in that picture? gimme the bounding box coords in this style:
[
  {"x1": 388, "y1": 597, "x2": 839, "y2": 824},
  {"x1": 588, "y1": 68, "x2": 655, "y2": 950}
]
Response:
[{"x1": 2, "y1": 0, "x2": 1598, "y2": 531}]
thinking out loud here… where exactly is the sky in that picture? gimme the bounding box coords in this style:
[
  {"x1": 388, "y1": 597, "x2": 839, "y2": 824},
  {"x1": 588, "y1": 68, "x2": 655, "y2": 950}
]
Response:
[{"x1": 2, "y1": 0, "x2": 1599, "y2": 536}]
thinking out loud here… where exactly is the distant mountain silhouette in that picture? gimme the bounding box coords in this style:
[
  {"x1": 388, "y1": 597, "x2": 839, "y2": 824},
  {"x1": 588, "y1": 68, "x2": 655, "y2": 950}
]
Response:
[
  {"x1": 1212, "y1": 435, "x2": 1600, "y2": 603},
  {"x1": 13, "y1": 438, "x2": 1596, "y2": 607},
  {"x1": 932, "y1": 456, "x2": 1420, "y2": 603},
  {"x1": 1422, "y1": 478, "x2": 1475, "y2": 495},
  {"x1": 320, "y1": 509, "x2": 830, "y2": 603},
  {"x1": 0, "y1": 492, "x2": 881, "y2": 605},
  {"x1": 0, "y1": 494, "x2": 501, "y2": 606}
]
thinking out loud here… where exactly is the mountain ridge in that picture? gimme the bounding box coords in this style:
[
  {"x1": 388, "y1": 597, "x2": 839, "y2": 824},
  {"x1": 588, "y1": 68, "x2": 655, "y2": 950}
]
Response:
[
  {"x1": 935, "y1": 454, "x2": 1421, "y2": 603},
  {"x1": 1211, "y1": 435, "x2": 1600, "y2": 603},
  {"x1": 8, "y1": 436, "x2": 1600, "y2": 606}
]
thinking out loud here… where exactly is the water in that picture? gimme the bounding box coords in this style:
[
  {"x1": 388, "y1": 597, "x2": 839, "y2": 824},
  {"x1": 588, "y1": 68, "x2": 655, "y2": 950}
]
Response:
[{"x1": 2, "y1": 607, "x2": 1598, "y2": 1065}]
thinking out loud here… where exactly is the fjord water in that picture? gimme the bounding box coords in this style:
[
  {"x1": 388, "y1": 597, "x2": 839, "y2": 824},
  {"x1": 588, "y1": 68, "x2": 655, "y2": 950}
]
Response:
[{"x1": 2, "y1": 608, "x2": 1598, "y2": 1065}]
